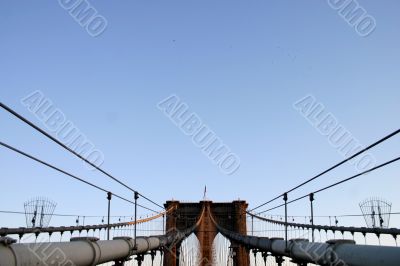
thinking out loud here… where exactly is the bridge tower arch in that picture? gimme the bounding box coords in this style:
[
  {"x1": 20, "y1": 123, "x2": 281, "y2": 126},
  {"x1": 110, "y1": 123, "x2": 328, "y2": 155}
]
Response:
[{"x1": 163, "y1": 200, "x2": 249, "y2": 266}]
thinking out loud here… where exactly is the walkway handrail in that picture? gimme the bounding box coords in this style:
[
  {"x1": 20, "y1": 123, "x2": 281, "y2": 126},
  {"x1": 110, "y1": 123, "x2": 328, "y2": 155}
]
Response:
[
  {"x1": 247, "y1": 211, "x2": 400, "y2": 239},
  {"x1": 0, "y1": 206, "x2": 205, "y2": 265},
  {"x1": 211, "y1": 211, "x2": 400, "y2": 266},
  {"x1": 0, "y1": 235, "x2": 169, "y2": 265},
  {"x1": 0, "y1": 206, "x2": 176, "y2": 238}
]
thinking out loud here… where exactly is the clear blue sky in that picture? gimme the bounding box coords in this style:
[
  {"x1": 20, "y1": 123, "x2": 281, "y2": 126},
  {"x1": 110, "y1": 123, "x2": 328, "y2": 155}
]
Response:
[{"x1": 1, "y1": 1, "x2": 400, "y2": 232}]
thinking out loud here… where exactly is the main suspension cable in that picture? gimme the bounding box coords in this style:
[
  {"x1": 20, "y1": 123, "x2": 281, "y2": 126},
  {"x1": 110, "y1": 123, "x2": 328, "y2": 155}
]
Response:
[
  {"x1": 0, "y1": 141, "x2": 158, "y2": 213},
  {"x1": 249, "y1": 128, "x2": 400, "y2": 212},
  {"x1": 256, "y1": 155, "x2": 400, "y2": 214},
  {"x1": 0, "y1": 102, "x2": 164, "y2": 210}
]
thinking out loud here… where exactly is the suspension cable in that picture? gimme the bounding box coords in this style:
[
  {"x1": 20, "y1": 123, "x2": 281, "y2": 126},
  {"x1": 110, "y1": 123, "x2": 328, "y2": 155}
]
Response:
[
  {"x1": 0, "y1": 141, "x2": 158, "y2": 213},
  {"x1": 0, "y1": 102, "x2": 164, "y2": 210},
  {"x1": 249, "y1": 128, "x2": 400, "y2": 212},
  {"x1": 0, "y1": 210, "x2": 165, "y2": 218},
  {"x1": 247, "y1": 211, "x2": 400, "y2": 219},
  {"x1": 256, "y1": 155, "x2": 400, "y2": 214}
]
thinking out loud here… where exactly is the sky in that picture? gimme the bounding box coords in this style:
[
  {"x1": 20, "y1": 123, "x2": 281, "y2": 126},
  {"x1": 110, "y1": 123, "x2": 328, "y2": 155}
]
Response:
[{"x1": 1, "y1": 0, "x2": 400, "y2": 236}]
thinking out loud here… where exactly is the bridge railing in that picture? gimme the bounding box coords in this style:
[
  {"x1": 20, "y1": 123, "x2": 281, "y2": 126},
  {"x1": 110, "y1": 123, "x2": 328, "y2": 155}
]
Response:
[
  {"x1": 210, "y1": 210, "x2": 400, "y2": 266},
  {"x1": 247, "y1": 211, "x2": 400, "y2": 241},
  {"x1": 0, "y1": 205, "x2": 205, "y2": 265}
]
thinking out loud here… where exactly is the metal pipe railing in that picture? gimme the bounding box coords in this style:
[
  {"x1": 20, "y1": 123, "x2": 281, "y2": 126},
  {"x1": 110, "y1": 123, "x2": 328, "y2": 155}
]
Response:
[
  {"x1": 0, "y1": 206, "x2": 204, "y2": 265},
  {"x1": 0, "y1": 207, "x2": 176, "y2": 238},
  {"x1": 247, "y1": 211, "x2": 400, "y2": 239},
  {"x1": 0, "y1": 227, "x2": 196, "y2": 266},
  {"x1": 215, "y1": 216, "x2": 400, "y2": 266},
  {"x1": 0, "y1": 235, "x2": 166, "y2": 265}
]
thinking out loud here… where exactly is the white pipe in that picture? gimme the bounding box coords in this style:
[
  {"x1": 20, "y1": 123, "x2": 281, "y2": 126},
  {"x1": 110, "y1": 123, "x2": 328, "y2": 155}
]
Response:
[
  {"x1": 0, "y1": 236, "x2": 169, "y2": 266},
  {"x1": 219, "y1": 228, "x2": 400, "y2": 266}
]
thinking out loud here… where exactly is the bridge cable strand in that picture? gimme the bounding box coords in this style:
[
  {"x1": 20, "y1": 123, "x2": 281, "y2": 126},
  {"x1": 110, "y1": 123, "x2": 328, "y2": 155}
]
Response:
[
  {"x1": 255, "y1": 154, "x2": 400, "y2": 214},
  {"x1": 0, "y1": 141, "x2": 157, "y2": 213},
  {"x1": 249, "y1": 128, "x2": 400, "y2": 212},
  {"x1": 0, "y1": 102, "x2": 164, "y2": 210},
  {"x1": 212, "y1": 211, "x2": 400, "y2": 266},
  {"x1": 127, "y1": 206, "x2": 176, "y2": 225},
  {"x1": 246, "y1": 211, "x2": 400, "y2": 238},
  {"x1": 0, "y1": 206, "x2": 175, "y2": 237},
  {"x1": 243, "y1": 211, "x2": 400, "y2": 219},
  {"x1": 161, "y1": 205, "x2": 206, "y2": 253},
  {"x1": 0, "y1": 209, "x2": 185, "y2": 218}
]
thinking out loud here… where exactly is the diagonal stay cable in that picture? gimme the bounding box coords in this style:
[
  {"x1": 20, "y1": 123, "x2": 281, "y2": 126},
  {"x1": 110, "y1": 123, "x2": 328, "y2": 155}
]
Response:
[
  {"x1": 256, "y1": 155, "x2": 400, "y2": 214},
  {"x1": 0, "y1": 141, "x2": 158, "y2": 213},
  {"x1": 249, "y1": 128, "x2": 400, "y2": 212},
  {"x1": 0, "y1": 102, "x2": 164, "y2": 210}
]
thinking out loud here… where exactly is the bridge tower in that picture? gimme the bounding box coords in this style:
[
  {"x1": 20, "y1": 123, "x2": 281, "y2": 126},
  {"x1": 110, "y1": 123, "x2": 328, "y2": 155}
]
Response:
[{"x1": 163, "y1": 200, "x2": 249, "y2": 266}]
